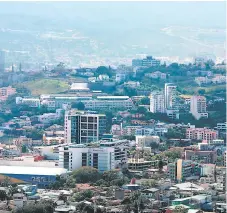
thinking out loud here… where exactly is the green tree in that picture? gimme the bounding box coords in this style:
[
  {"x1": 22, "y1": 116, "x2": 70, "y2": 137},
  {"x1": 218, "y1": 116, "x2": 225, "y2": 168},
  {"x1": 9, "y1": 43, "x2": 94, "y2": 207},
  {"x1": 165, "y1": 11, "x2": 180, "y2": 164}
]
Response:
[
  {"x1": 71, "y1": 190, "x2": 94, "y2": 202},
  {"x1": 71, "y1": 102, "x2": 85, "y2": 110},
  {"x1": 198, "y1": 89, "x2": 205, "y2": 95},
  {"x1": 21, "y1": 145, "x2": 27, "y2": 153},
  {"x1": 0, "y1": 190, "x2": 7, "y2": 201},
  {"x1": 158, "y1": 160, "x2": 164, "y2": 172},
  {"x1": 165, "y1": 128, "x2": 186, "y2": 139},
  {"x1": 124, "y1": 87, "x2": 137, "y2": 96},
  {"x1": 137, "y1": 106, "x2": 147, "y2": 114},
  {"x1": 140, "y1": 97, "x2": 150, "y2": 105},
  {"x1": 14, "y1": 200, "x2": 55, "y2": 213},
  {"x1": 72, "y1": 167, "x2": 100, "y2": 183},
  {"x1": 102, "y1": 170, "x2": 120, "y2": 184},
  {"x1": 96, "y1": 66, "x2": 112, "y2": 77}
]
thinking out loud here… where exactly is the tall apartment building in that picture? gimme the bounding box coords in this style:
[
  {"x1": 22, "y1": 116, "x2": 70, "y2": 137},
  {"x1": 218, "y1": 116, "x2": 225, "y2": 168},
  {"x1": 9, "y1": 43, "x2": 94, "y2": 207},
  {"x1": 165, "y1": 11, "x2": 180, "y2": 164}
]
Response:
[
  {"x1": 186, "y1": 127, "x2": 218, "y2": 142},
  {"x1": 167, "y1": 159, "x2": 201, "y2": 182},
  {"x1": 132, "y1": 56, "x2": 160, "y2": 67},
  {"x1": 164, "y1": 83, "x2": 177, "y2": 110},
  {"x1": 59, "y1": 145, "x2": 115, "y2": 172},
  {"x1": 64, "y1": 110, "x2": 106, "y2": 144},
  {"x1": 150, "y1": 92, "x2": 165, "y2": 113},
  {"x1": 190, "y1": 96, "x2": 208, "y2": 120}
]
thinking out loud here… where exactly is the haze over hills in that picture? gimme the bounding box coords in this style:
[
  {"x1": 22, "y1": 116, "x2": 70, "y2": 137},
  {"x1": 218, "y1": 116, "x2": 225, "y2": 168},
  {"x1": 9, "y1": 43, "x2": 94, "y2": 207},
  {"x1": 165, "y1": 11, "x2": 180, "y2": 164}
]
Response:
[{"x1": 0, "y1": 2, "x2": 226, "y2": 67}]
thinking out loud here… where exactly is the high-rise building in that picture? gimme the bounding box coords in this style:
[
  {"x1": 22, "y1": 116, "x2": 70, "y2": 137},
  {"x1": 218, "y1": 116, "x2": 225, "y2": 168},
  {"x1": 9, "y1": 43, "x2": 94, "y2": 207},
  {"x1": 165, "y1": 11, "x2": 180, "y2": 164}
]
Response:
[
  {"x1": 59, "y1": 145, "x2": 115, "y2": 172},
  {"x1": 150, "y1": 92, "x2": 165, "y2": 113},
  {"x1": 164, "y1": 83, "x2": 177, "y2": 110},
  {"x1": 190, "y1": 96, "x2": 208, "y2": 120},
  {"x1": 0, "y1": 50, "x2": 5, "y2": 72},
  {"x1": 164, "y1": 83, "x2": 179, "y2": 119},
  {"x1": 64, "y1": 110, "x2": 106, "y2": 144}
]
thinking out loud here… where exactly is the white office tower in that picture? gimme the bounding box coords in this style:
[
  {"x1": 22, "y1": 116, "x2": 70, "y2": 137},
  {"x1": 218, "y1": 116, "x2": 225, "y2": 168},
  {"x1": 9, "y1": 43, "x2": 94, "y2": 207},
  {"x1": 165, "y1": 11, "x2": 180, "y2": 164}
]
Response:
[
  {"x1": 190, "y1": 96, "x2": 208, "y2": 120},
  {"x1": 64, "y1": 110, "x2": 106, "y2": 144},
  {"x1": 150, "y1": 92, "x2": 165, "y2": 113},
  {"x1": 59, "y1": 145, "x2": 115, "y2": 172},
  {"x1": 164, "y1": 83, "x2": 177, "y2": 109},
  {"x1": 164, "y1": 83, "x2": 179, "y2": 119}
]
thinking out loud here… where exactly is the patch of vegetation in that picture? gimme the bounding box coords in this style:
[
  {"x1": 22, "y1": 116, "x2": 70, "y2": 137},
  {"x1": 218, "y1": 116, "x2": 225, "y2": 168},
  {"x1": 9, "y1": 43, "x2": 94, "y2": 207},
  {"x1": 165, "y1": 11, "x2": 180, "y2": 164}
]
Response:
[{"x1": 17, "y1": 79, "x2": 69, "y2": 95}]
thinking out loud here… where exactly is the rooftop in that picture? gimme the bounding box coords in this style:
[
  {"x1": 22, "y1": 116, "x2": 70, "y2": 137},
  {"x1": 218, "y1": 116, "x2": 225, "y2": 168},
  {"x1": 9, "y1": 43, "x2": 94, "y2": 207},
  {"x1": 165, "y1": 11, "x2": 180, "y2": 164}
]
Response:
[
  {"x1": 97, "y1": 96, "x2": 129, "y2": 100},
  {"x1": 0, "y1": 166, "x2": 68, "y2": 176}
]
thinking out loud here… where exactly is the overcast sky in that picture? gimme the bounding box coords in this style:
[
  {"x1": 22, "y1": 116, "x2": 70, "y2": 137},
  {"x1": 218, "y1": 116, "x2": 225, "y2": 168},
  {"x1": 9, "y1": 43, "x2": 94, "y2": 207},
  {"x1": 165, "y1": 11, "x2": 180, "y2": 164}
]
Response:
[{"x1": 0, "y1": 1, "x2": 225, "y2": 29}]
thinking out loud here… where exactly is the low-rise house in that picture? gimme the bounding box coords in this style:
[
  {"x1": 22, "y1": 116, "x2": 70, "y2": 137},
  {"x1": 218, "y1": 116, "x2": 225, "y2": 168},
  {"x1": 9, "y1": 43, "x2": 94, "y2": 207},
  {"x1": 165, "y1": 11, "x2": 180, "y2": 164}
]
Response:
[
  {"x1": 0, "y1": 86, "x2": 16, "y2": 102},
  {"x1": 141, "y1": 188, "x2": 160, "y2": 200},
  {"x1": 145, "y1": 71, "x2": 166, "y2": 80},
  {"x1": 124, "y1": 81, "x2": 140, "y2": 88},
  {"x1": 211, "y1": 74, "x2": 226, "y2": 84},
  {"x1": 185, "y1": 149, "x2": 217, "y2": 164}
]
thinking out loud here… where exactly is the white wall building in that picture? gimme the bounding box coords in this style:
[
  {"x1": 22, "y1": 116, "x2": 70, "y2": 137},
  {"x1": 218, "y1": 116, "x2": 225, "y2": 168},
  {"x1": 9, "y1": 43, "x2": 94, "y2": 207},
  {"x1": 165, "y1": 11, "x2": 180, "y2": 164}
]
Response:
[
  {"x1": 136, "y1": 135, "x2": 160, "y2": 147},
  {"x1": 150, "y1": 92, "x2": 165, "y2": 113},
  {"x1": 59, "y1": 145, "x2": 115, "y2": 172},
  {"x1": 164, "y1": 83, "x2": 177, "y2": 110},
  {"x1": 190, "y1": 96, "x2": 208, "y2": 120},
  {"x1": 84, "y1": 96, "x2": 134, "y2": 110},
  {"x1": 16, "y1": 97, "x2": 41, "y2": 108},
  {"x1": 64, "y1": 110, "x2": 106, "y2": 144}
]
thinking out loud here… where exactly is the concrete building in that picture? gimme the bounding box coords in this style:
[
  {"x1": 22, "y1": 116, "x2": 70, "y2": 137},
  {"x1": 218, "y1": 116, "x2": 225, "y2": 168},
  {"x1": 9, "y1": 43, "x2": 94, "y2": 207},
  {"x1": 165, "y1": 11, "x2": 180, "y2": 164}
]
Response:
[
  {"x1": 136, "y1": 135, "x2": 160, "y2": 147},
  {"x1": 135, "y1": 127, "x2": 154, "y2": 136},
  {"x1": 115, "y1": 73, "x2": 126, "y2": 83},
  {"x1": 150, "y1": 92, "x2": 165, "y2": 113},
  {"x1": 216, "y1": 122, "x2": 227, "y2": 132},
  {"x1": 132, "y1": 56, "x2": 160, "y2": 67},
  {"x1": 64, "y1": 110, "x2": 106, "y2": 144},
  {"x1": 164, "y1": 83, "x2": 177, "y2": 110},
  {"x1": 195, "y1": 77, "x2": 211, "y2": 86},
  {"x1": 58, "y1": 144, "x2": 115, "y2": 172},
  {"x1": 16, "y1": 97, "x2": 41, "y2": 108},
  {"x1": 0, "y1": 86, "x2": 16, "y2": 102},
  {"x1": 212, "y1": 74, "x2": 226, "y2": 84},
  {"x1": 185, "y1": 150, "x2": 217, "y2": 164},
  {"x1": 186, "y1": 127, "x2": 218, "y2": 142},
  {"x1": 166, "y1": 109, "x2": 180, "y2": 120},
  {"x1": 145, "y1": 71, "x2": 166, "y2": 79},
  {"x1": 40, "y1": 94, "x2": 92, "y2": 109},
  {"x1": 13, "y1": 136, "x2": 32, "y2": 147},
  {"x1": 167, "y1": 159, "x2": 200, "y2": 182},
  {"x1": 43, "y1": 135, "x2": 64, "y2": 145},
  {"x1": 70, "y1": 82, "x2": 89, "y2": 92},
  {"x1": 84, "y1": 96, "x2": 134, "y2": 110},
  {"x1": 190, "y1": 96, "x2": 208, "y2": 120},
  {"x1": 100, "y1": 139, "x2": 129, "y2": 168},
  {"x1": 128, "y1": 158, "x2": 153, "y2": 171}
]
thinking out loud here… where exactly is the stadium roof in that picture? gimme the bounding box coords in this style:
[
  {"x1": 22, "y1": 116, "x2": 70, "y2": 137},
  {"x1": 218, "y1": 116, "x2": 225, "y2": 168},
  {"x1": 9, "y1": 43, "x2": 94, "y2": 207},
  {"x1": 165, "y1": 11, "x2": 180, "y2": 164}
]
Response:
[{"x1": 0, "y1": 166, "x2": 68, "y2": 176}]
